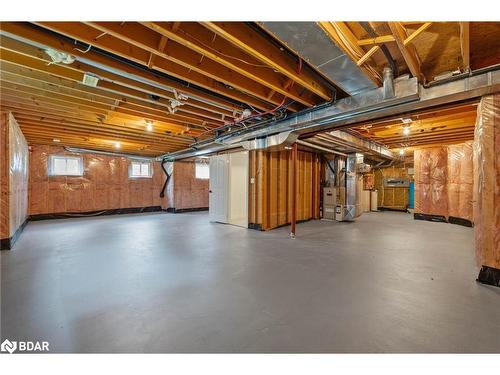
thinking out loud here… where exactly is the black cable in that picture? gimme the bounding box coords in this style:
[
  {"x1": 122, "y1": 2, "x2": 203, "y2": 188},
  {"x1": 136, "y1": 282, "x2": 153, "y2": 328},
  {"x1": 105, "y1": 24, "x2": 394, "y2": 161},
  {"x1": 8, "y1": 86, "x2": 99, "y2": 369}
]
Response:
[
  {"x1": 159, "y1": 160, "x2": 171, "y2": 198},
  {"x1": 359, "y1": 22, "x2": 398, "y2": 77}
]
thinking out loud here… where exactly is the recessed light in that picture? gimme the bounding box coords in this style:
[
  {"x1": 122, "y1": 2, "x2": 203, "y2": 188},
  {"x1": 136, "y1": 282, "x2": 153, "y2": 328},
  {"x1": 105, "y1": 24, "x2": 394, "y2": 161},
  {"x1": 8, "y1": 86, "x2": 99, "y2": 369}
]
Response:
[
  {"x1": 146, "y1": 121, "x2": 153, "y2": 132},
  {"x1": 399, "y1": 149, "x2": 405, "y2": 155},
  {"x1": 53, "y1": 138, "x2": 60, "y2": 143},
  {"x1": 403, "y1": 126, "x2": 411, "y2": 136},
  {"x1": 114, "y1": 141, "x2": 121, "y2": 149}
]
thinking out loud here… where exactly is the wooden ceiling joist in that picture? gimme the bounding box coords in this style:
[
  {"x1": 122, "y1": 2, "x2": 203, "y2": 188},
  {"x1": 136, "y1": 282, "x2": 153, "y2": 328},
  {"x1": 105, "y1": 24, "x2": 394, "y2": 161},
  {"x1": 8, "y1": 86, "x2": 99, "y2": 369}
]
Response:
[
  {"x1": 0, "y1": 67, "x2": 224, "y2": 126},
  {"x1": 202, "y1": 22, "x2": 333, "y2": 101},
  {"x1": 0, "y1": 22, "x2": 245, "y2": 114},
  {"x1": 388, "y1": 22, "x2": 425, "y2": 83},
  {"x1": 139, "y1": 21, "x2": 319, "y2": 108},
  {"x1": 0, "y1": 52, "x2": 230, "y2": 126},
  {"x1": 34, "y1": 22, "x2": 279, "y2": 112}
]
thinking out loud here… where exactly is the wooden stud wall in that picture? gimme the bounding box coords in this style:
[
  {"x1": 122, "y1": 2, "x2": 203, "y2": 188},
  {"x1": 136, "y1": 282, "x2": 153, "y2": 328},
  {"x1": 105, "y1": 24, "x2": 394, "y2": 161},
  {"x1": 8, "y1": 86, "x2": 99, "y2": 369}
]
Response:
[
  {"x1": 248, "y1": 149, "x2": 321, "y2": 230},
  {"x1": 374, "y1": 166, "x2": 411, "y2": 210}
]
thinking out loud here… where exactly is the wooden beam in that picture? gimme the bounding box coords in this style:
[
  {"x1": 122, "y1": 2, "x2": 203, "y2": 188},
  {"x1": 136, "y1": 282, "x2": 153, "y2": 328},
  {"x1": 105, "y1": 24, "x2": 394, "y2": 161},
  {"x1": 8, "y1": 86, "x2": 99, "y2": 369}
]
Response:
[
  {"x1": 459, "y1": 22, "x2": 470, "y2": 72},
  {"x1": 1, "y1": 22, "x2": 245, "y2": 113},
  {"x1": 0, "y1": 38, "x2": 234, "y2": 121},
  {"x1": 357, "y1": 46, "x2": 380, "y2": 66},
  {"x1": 403, "y1": 22, "x2": 432, "y2": 46},
  {"x1": 148, "y1": 35, "x2": 168, "y2": 68},
  {"x1": 44, "y1": 21, "x2": 287, "y2": 111},
  {"x1": 202, "y1": 22, "x2": 334, "y2": 101},
  {"x1": 140, "y1": 21, "x2": 318, "y2": 107},
  {"x1": 357, "y1": 35, "x2": 395, "y2": 46},
  {"x1": 0, "y1": 63, "x2": 224, "y2": 126},
  {"x1": 388, "y1": 22, "x2": 425, "y2": 83}
]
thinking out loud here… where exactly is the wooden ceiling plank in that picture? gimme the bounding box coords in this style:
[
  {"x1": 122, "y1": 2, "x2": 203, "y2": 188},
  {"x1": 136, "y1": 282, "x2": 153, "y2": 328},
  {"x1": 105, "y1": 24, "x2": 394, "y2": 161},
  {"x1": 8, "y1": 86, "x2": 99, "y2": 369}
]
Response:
[
  {"x1": 0, "y1": 79, "x2": 211, "y2": 131},
  {"x1": 140, "y1": 21, "x2": 318, "y2": 107},
  {"x1": 0, "y1": 59, "x2": 228, "y2": 124},
  {"x1": 85, "y1": 21, "x2": 300, "y2": 110},
  {"x1": 0, "y1": 35, "x2": 238, "y2": 120},
  {"x1": 34, "y1": 22, "x2": 277, "y2": 112},
  {"x1": 0, "y1": 22, "x2": 245, "y2": 113},
  {"x1": 202, "y1": 22, "x2": 333, "y2": 101},
  {"x1": 5, "y1": 107, "x2": 198, "y2": 141},
  {"x1": 15, "y1": 119, "x2": 191, "y2": 146}
]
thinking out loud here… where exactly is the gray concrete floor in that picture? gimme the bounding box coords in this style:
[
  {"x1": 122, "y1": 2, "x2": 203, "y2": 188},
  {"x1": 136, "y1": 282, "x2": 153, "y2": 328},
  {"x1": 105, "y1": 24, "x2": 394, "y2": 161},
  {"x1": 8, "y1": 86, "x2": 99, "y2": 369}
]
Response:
[{"x1": 1, "y1": 211, "x2": 499, "y2": 353}]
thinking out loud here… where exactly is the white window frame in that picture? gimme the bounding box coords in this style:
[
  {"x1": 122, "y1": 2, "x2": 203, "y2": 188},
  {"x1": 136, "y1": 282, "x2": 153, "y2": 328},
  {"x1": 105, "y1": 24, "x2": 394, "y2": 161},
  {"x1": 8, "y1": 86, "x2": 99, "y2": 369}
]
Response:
[
  {"x1": 195, "y1": 160, "x2": 210, "y2": 179},
  {"x1": 48, "y1": 155, "x2": 84, "y2": 176},
  {"x1": 129, "y1": 161, "x2": 153, "y2": 179}
]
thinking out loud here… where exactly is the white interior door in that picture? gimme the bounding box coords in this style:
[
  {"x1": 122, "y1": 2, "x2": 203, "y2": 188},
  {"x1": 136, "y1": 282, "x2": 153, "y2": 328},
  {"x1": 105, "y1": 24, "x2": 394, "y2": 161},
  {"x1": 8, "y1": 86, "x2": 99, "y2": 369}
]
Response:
[
  {"x1": 228, "y1": 151, "x2": 249, "y2": 228},
  {"x1": 209, "y1": 155, "x2": 228, "y2": 223}
]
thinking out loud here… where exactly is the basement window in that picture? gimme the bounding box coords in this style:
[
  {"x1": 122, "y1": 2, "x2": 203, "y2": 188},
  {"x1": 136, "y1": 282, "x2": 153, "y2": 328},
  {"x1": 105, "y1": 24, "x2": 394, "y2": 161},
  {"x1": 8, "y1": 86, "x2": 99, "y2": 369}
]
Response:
[
  {"x1": 195, "y1": 160, "x2": 209, "y2": 179},
  {"x1": 48, "y1": 155, "x2": 84, "y2": 176},
  {"x1": 129, "y1": 161, "x2": 152, "y2": 178}
]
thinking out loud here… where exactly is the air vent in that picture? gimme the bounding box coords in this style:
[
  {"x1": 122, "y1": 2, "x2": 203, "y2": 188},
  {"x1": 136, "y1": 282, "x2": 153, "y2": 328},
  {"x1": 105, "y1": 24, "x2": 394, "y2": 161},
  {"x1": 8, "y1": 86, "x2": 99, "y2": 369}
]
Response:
[{"x1": 82, "y1": 73, "x2": 99, "y2": 87}]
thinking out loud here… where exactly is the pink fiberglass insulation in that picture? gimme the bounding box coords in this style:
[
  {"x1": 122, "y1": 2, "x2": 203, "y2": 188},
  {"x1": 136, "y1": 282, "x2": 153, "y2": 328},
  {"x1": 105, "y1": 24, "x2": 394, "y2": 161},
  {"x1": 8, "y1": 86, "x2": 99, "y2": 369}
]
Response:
[{"x1": 473, "y1": 94, "x2": 500, "y2": 269}]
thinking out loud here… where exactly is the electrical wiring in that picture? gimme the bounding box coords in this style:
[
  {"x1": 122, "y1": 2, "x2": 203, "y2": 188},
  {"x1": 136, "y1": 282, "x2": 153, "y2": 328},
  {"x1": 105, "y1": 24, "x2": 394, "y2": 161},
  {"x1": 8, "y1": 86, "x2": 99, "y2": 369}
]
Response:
[{"x1": 179, "y1": 29, "x2": 274, "y2": 69}]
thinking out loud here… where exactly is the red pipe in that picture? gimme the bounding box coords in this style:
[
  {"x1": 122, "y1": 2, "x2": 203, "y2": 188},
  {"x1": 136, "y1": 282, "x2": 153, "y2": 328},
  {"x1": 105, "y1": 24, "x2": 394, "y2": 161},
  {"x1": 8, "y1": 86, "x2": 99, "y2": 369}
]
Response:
[{"x1": 290, "y1": 142, "x2": 297, "y2": 238}]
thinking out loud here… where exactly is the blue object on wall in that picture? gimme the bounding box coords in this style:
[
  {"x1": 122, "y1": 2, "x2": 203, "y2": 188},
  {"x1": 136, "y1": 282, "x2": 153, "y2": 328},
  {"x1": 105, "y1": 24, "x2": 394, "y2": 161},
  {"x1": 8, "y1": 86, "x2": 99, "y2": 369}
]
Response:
[{"x1": 409, "y1": 181, "x2": 415, "y2": 209}]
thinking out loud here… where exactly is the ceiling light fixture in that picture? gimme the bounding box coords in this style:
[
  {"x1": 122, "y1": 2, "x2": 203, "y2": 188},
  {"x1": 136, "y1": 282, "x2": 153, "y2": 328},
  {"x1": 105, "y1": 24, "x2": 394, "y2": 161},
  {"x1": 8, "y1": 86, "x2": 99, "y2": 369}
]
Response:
[
  {"x1": 146, "y1": 120, "x2": 153, "y2": 132},
  {"x1": 399, "y1": 148, "x2": 405, "y2": 156},
  {"x1": 403, "y1": 126, "x2": 411, "y2": 136},
  {"x1": 53, "y1": 138, "x2": 60, "y2": 143},
  {"x1": 114, "y1": 141, "x2": 121, "y2": 149}
]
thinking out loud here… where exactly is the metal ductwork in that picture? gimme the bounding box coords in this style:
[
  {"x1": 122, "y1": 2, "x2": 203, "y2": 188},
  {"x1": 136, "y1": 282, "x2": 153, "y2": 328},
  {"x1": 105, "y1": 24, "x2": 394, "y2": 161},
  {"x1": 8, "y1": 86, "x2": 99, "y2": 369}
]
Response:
[
  {"x1": 240, "y1": 131, "x2": 298, "y2": 151},
  {"x1": 159, "y1": 69, "x2": 499, "y2": 161},
  {"x1": 343, "y1": 153, "x2": 363, "y2": 221},
  {"x1": 383, "y1": 67, "x2": 395, "y2": 99},
  {"x1": 260, "y1": 22, "x2": 377, "y2": 96}
]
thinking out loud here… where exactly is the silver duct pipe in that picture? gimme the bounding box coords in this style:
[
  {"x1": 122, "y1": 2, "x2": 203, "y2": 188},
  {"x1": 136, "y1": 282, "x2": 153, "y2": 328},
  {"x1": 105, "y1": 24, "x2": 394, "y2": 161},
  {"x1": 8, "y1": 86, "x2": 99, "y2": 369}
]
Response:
[
  {"x1": 383, "y1": 67, "x2": 395, "y2": 99},
  {"x1": 240, "y1": 131, "x2": 298, "y2": 151},
  {"x1": 158, "y1": 68, "x2": 499, "y2": 161},
  {"x1": 296, "y1": 140, "x2": 348, "y2": 156},
  {"x1": 64, "y1": 147, "x2": 155, "y2": 161},
  {"x1": 260, "y1": 22, "x2": 377, "y2": 95},
  {"x1": 343, "y1": 153, "x2": 363, "y2": 221}
]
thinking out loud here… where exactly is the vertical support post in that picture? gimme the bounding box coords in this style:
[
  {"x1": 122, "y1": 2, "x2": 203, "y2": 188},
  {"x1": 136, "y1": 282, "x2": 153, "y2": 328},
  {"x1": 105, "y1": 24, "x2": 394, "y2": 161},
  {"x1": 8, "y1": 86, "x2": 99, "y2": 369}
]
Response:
[{"x1": 290, "y1": 143, "x2": 297, "y2": 238}]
